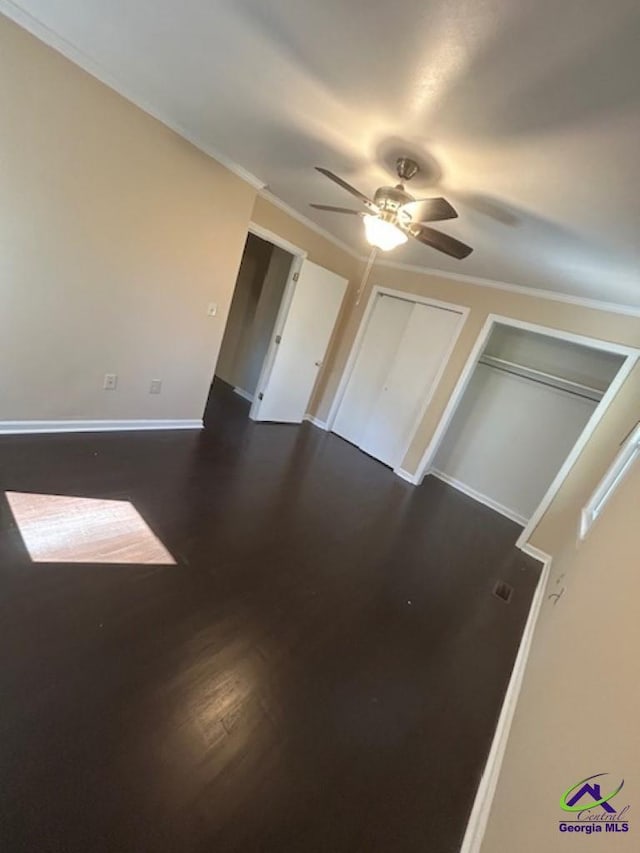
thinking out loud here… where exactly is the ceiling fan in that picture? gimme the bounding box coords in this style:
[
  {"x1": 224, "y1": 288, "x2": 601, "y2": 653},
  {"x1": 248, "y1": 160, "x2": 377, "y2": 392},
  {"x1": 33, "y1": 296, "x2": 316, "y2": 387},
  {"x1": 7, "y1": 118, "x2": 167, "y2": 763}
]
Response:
[{"x1": 310, "y1": 157, "x2": 473, "y2": 259}]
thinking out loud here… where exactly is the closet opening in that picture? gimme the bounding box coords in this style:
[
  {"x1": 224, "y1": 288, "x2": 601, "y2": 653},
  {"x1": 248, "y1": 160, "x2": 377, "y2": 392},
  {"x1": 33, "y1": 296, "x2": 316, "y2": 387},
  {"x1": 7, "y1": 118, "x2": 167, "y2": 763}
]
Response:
[{"x1": 414, "y1": 315, "x2": 638, "y2": 549}]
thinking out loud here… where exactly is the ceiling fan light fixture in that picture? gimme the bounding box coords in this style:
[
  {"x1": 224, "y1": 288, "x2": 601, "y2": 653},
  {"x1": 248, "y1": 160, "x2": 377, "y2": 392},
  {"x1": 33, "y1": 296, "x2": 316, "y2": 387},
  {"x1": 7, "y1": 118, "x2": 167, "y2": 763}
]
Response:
[
  {"x1": 312, "y1": 161, "x2": 472, "y2": 259},
  {"x1": 363, "y1": 214, "x2": 408, "y2": 251}
]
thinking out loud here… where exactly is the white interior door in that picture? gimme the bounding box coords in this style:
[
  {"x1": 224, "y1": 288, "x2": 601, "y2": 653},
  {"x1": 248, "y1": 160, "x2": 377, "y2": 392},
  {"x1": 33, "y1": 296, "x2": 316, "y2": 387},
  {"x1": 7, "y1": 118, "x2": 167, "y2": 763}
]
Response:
[
  {"x1": 333, "y1": 295, "x2": 462, "y2": 469},
  {"x1": 252, "y1": 260, "x2": 348, "y2": 423},
  {"x1": 360, "y1": 304, "x2": 462, "y2": 467},
  {"x1": 333, "y1": 294, "x2": 412, "y2": 445}
]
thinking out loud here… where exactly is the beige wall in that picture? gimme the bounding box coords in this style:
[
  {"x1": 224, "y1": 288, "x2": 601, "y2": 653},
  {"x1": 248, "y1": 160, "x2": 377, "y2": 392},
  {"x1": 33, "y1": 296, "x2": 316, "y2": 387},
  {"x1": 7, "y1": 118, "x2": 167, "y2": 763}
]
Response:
[
  {"x1": 2, "y1": 11, "x2": 637, "y2": 565},
  {"x1": 0, "y1": 13, "x2": 361, "y2": 426},
  {"x1": 5, "y1": 15, "x2": 640, "y2": 848},
  {"x1": 481, "y1": 455, "x2": 640, "y2": 852},
  {"x1": 0, "y1": 15, "x2": 256, "y2": 422},
  {"x1": 314, "y1": 261, "x2": 640, "y2": 851},
  {"x1": 320, "y1": 263, "x2": 640, "y2": 549}
]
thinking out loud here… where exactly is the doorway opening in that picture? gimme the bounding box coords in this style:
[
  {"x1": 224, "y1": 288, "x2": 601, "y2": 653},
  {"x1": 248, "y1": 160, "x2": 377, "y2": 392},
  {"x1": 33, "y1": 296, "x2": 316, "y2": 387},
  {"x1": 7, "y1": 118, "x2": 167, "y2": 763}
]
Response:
[
  {"x1": 214, "y1": 231, "x2": 295, "y2": 406},
  {"x1": 210, "y1": 224, "x2": 349, "y2": 426},
  {"x1": 413, "y1": 315, "x2": 638, "y2": 550}
]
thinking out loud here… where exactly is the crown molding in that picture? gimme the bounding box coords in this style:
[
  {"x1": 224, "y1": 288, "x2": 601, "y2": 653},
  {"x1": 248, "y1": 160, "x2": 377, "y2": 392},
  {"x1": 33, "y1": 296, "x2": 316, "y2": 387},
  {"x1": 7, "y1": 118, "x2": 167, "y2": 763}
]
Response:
[
  {"x1": 4, "y1": 0, "x2": 639, "y2": 320},
  {"x1": 0, "y1": 0, "x2": 266, "y2": 189},
  {"x1": 372, "y1": 258, "x2": 640, "y2": 319},
  {"x1": 258, "y1": 190, "x2": 363, "y2": 260},
  {"x1": 2, "y1": 0, "x2": 362, "y2": 261}
]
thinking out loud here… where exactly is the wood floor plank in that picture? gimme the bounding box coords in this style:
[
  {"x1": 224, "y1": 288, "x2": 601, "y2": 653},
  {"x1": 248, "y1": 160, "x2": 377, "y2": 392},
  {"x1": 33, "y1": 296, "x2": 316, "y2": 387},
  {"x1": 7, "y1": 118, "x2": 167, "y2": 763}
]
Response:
[{"x1": 0, "y1": 379, "x2": 540, "y2": 852}]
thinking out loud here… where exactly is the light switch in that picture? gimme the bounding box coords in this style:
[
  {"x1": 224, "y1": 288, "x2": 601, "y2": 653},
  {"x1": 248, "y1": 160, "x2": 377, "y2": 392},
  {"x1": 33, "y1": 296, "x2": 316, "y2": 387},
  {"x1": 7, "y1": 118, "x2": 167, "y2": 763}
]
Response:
[
  {"x1": 207, "y1": 302, "x2": 218, "y2": 317},
  {"x1": 103, "y1": 373, "x2": 117, "y2": 390},
  {"x1": 149, "y1": 380, "x2": 162, "y2": 395}
]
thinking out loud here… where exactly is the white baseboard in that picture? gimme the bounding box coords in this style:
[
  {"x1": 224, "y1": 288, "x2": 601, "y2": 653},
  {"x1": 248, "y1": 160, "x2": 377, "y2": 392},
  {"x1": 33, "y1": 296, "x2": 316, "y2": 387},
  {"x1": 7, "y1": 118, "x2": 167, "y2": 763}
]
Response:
[
  {"x1": 394, "y1": 467, "x2": 419, "y2": 485},
  {"x1": 460, "y1": 550, "x2": 552, "y2": 853},
  {"x1": 304, "y1": 414, "x2": 329, "y2": 430},
  {"x1": 517, "y1": 542, "x2": 551, "y2": 562},
  {"x1": 429, "y1": 470, "x2": 528, "y2": 527},
  {"x1": 0, "y1": 419, "x2": 203, "y2": 435},
  {"x1": 233, "y1": 387, "x2": 254, "y2": 403}
]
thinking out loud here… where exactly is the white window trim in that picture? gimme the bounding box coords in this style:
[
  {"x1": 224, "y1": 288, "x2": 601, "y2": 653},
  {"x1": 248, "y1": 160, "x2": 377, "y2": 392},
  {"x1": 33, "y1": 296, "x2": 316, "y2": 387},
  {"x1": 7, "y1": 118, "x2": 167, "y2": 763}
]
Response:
[{"x1": 580, "y1": 423, "x2": 640, "y2": 539}]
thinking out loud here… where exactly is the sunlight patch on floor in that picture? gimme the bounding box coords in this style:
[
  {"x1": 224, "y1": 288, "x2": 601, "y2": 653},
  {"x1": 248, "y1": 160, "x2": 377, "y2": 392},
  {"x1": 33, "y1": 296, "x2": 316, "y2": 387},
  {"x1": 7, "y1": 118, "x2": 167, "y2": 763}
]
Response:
[{"x1": 5, "y1": 492, "x2": 176, "y2": 565}]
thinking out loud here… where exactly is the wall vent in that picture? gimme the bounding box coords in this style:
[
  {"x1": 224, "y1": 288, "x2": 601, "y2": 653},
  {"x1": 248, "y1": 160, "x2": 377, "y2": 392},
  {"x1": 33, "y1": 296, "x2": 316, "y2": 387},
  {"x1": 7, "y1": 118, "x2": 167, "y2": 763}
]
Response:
[{"x1": 493, "y1": 580, "x2": 514, "y2": 603}]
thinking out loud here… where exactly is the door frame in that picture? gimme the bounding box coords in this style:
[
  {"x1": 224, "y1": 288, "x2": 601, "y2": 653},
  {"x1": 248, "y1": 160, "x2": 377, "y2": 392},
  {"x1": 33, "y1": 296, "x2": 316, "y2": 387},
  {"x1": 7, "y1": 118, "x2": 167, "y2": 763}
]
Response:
[
  {"x1": 326, "y1": 285, "x2": 471, "y2": 473},
  {"x1": 240, "y1": 224, "x2": 308, "y2": 421},
  {"x1": 410, "y1": 313, "x2": 639, "y2": 551}
]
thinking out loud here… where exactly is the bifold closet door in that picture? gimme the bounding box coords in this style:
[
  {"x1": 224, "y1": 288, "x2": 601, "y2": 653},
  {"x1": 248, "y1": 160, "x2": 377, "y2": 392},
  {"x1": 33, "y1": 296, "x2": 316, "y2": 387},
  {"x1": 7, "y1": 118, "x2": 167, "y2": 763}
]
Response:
[
  {"x1": 333, "y1": 295, "x2": 461, "y2": 469},
  {"x1": 359, "y1": 304, "x2": 461, "y2": 467},
  {"x1": 333, "y1": 294, "x2": 413, "y2": 446}
]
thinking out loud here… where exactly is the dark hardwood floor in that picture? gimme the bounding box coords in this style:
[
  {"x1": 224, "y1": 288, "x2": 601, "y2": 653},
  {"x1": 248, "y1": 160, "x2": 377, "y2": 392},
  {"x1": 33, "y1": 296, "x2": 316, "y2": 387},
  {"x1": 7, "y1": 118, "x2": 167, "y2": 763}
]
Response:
[{"x1": 0, "y1": 380, "x2": 540, "y2": 852}]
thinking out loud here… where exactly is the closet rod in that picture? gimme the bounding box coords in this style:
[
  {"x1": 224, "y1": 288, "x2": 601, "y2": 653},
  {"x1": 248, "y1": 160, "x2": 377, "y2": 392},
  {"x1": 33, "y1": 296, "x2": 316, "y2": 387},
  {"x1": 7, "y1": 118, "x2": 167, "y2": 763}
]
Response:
[{"x1": 478, "y1": 355, "x2": 604, "y2": 402}]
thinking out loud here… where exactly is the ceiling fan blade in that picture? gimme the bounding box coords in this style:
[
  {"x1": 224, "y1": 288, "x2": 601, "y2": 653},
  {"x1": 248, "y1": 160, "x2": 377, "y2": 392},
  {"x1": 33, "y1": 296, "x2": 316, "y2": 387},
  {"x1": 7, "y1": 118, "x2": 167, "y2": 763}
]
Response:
[
  {"x1": 402, "y1": 197, "x2": 458, "y2": 222},
  {"x1": 310, "y1": 204, "x2": 363, "y2": 215},
  {"x1": 315, "y1": 167, "x2": 378, "y2": 211},
  {"x1": 409, "y1": 224, "x2": 473, "y2": 259}
]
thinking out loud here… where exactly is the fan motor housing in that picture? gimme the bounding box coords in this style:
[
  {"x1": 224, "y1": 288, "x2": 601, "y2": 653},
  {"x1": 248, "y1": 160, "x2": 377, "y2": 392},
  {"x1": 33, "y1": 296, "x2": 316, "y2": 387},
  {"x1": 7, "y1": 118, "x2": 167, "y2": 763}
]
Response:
[{"x1": 373, "y1": 185, "x2": 414, "y2": 214}]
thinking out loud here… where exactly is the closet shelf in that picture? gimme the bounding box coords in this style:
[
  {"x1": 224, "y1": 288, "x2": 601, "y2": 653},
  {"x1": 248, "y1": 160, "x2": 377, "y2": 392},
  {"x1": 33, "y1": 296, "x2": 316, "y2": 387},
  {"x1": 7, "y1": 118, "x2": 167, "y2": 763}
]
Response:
[{"x1": 478, "y1": 355, "x2": 604, "y2": 402}]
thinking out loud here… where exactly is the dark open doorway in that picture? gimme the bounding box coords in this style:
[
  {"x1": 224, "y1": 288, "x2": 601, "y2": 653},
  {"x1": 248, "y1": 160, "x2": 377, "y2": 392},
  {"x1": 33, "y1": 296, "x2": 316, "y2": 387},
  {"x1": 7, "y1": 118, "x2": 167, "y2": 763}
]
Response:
[{"x1": 214, "y1": 231, "x2": 294, "y2": 407}]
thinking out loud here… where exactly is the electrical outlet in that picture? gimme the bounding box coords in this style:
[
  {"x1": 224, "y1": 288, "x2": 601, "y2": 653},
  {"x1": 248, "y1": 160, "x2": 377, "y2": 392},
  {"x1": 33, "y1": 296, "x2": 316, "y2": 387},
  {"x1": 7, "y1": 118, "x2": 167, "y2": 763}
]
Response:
[
  {"x1": 149, "y1": 380, "x2": 162, "y2": 395},
  {"x1": 103, "y1": 373, "x2": 117, "y2": 390},
  {"x1": 207, "y1": 302, "x2": 218, "y2": 317}
]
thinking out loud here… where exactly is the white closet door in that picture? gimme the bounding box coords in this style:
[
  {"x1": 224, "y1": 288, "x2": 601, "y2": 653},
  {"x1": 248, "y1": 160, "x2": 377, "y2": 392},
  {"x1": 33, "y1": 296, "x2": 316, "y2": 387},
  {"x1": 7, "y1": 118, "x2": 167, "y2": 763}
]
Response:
[
  {"x1": 359, "y1": 304, "x2": 461, "y2": 468},
  {"x1": 333, "y1": 294, "x2": 412, "y2": 446}
]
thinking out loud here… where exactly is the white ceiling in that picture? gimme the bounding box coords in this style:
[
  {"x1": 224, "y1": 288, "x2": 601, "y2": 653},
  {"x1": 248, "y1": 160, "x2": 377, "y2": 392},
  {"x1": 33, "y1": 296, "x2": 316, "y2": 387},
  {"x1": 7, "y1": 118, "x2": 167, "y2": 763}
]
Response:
[{"x1": 4, "y1": 0, "x2": 640, "y2": 307}]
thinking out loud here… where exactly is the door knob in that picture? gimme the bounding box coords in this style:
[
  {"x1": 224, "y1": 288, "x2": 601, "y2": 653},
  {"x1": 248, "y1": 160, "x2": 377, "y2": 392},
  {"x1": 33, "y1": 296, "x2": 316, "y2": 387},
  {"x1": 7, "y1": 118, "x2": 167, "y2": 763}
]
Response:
[{"x1": 315, "y1": 361, "x2": 323, "y2": 367}]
